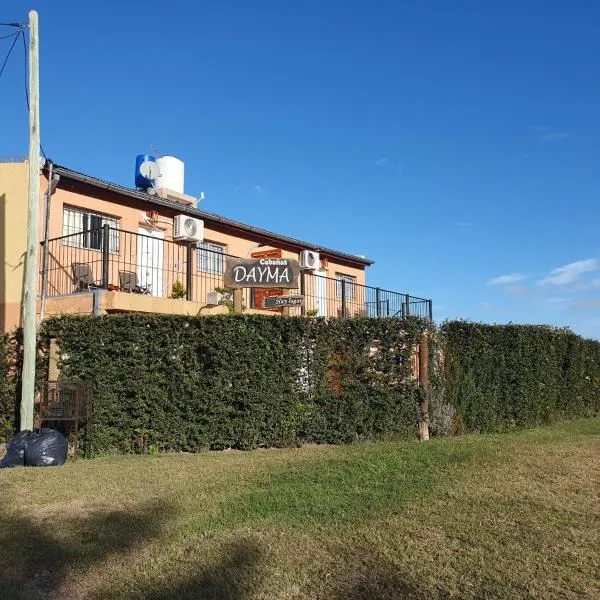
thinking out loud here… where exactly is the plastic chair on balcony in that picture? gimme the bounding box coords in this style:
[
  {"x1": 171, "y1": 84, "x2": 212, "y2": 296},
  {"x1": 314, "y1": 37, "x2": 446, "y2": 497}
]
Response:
[
  {"x1": 119, "y1": 270, "x2": 151, "y2": 294},
  {"x1": 72, "y1": 263, "x2": 101, "y2": 292}
]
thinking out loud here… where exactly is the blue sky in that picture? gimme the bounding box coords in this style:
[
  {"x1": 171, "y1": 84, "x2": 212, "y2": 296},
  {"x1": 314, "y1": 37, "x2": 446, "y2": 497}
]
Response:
[{"x1": 2, "y1": 1, "x2": 600, "y2": 336}]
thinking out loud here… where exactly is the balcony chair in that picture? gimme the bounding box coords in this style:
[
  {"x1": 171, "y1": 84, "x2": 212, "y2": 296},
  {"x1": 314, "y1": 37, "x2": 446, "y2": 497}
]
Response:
[
  {"x1": 72, "y1": 263, "x2": 101, "y2": 292},
  {"x1": 119, "y1": 270, "x2": 151, "y2": 294}
]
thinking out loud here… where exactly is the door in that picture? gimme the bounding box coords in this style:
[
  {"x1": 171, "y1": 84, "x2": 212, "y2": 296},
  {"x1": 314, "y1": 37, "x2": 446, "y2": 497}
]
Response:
[
  {"x1": 251, "y1": 248, "x2": 284, "y2": 312},
  {"x1": 137, "y1": 227, "x2": 164, "y2": 297},
  {"x1": 314, "y1": 270, "x2": 328, "y2": 317}
]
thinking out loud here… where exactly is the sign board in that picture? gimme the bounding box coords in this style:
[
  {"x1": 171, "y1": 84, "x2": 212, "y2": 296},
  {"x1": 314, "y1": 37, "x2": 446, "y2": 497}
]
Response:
[
  {"x1": 263, "y1": 295, "x2": 305, "y2": 309},
  {"x1": 224, "y1": 258, "x2": 300, "y2": 289}
]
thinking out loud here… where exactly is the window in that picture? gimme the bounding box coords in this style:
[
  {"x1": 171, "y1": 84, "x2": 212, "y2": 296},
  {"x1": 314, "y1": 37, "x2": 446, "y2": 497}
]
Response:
[
  {"x1": 62, "y1": 207, "x2": 119, "y2": 252},
  {"x1": 336, "y1": 273, "x2": 356, "y2": 299},
  {"x1": 197, "y1": 241, "x2": 225, "y2": 274}
]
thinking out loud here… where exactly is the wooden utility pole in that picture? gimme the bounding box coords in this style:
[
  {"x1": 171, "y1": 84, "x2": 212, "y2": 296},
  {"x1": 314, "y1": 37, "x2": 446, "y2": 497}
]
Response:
[
  {"x1": 418, "y1": 334, "x2": 430, "y2": 441},
  {"x1": 20, "y1": 10, "x2": 40, "y2": 431}
]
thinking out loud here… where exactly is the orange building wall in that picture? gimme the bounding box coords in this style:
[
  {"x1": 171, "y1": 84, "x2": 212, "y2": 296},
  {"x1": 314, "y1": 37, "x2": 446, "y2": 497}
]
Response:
[
  {"x1": 43, "y1": 175, "x2": 366, "y2": 284},
  {"x1": 1, "y1": 162, "x2": 369, "y2": 330},
  {"x1": 0, "y1": 162, "x2": 29, "y2": 332}
]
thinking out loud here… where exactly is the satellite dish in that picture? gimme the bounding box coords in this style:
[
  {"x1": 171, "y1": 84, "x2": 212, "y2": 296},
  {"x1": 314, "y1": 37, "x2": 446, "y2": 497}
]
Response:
[{"x1": 139, "y1": 160, "x2": 161, "y2": 181}]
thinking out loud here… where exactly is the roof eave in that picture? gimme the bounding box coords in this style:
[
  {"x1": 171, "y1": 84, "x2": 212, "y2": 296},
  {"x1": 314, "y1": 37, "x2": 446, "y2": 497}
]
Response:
[{"x1": 51, "y1": 165, "x2": 375, "y2": 267}]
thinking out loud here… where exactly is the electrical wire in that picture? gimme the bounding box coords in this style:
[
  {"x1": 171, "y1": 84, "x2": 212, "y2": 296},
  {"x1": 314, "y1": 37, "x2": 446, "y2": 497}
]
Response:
[
  {"x1": 0, "y1": 27, "x2": 20, "y2": 80},
  {"x1": 20, "y1": 29, "x2": 28, "y2": 108},
  {"x1": 0, "y1": 23, "x2": 47, "y2": 160},
  {"x1": 0, "y1": 31, "x2": 20, "y2": 40}
]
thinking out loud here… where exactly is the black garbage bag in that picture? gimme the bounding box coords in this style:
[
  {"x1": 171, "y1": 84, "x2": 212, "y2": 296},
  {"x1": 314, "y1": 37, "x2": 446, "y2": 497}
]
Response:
[
  {"x1": 24, "y1": 429, "x2": 68, "y2": 467},
  {"x1": 0, "y1": 430, "x2": 38, "y2": 468}
]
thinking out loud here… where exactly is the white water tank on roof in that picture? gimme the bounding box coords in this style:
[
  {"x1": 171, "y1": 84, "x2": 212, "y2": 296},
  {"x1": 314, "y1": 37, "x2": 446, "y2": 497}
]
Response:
[{"x1": 155, "y1": 155, "x2": 185, "y2": 194}]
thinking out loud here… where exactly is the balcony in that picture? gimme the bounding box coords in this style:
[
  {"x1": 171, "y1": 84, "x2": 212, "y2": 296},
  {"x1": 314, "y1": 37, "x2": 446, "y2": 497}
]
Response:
[{"x1": 39, "y1": 227, "x2": 432, "y2": 320}]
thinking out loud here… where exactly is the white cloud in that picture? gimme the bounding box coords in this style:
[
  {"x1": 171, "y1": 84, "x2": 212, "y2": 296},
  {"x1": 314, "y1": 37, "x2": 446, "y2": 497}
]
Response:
[
  {"x1": 396, "y1": 164, "x2": 404, "y2": 173},
  {"x1": 457, "y1": 221, "x2": 472, "y2": 227},
  {"x1": 540, "y1": 132, "x2": 568, "y2": 141},
  {"x1": 546, "y1": 297, "x2": 567, "y2": 303},
  {"x1": 532, "y1": 126, "x2": 548, "y2": 132},
  {"x1": 538, "y1": 259, "x2": 600, "y2": 286},
  {"x1": 254, "y1": 184, "x2": 264, "y2": 193},
  {"x1": 487, "y1": 273, "x2": 528, "y2": 286},
  {"x1": 374, "y1": 158, "x2": 388, "y2": 167}
]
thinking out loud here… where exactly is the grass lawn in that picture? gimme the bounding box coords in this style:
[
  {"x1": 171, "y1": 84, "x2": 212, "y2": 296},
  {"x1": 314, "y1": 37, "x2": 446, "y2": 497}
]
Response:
[{"x1": 1, "y1": 419, "x2": 599, "y2": 599}]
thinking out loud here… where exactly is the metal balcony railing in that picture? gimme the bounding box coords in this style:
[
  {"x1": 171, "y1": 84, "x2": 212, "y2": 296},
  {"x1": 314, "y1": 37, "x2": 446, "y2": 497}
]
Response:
[{"x1": 39, "y1": 226, "x2": 432, "y2": 320}]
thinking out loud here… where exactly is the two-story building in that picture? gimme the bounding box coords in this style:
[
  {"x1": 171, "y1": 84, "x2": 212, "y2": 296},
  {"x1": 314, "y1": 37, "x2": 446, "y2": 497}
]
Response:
[{"x1": 0, "y1": 156, "x2": 431, "y2": 332}]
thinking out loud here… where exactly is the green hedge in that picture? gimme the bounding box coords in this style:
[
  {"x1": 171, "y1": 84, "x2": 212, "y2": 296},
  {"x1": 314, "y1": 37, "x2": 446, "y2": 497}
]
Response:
[
  {"x1": 40, "y1": 314, "x2": 428, "y2": 454},
  {"x1": 441, "y1": 321, "x2": 600, "y2": 432},
  {"x1": 8, "y1": 317, "x2": 596, "y2": 452},
  {"x1": 0, "y1": 333, "x2": 17, "y2": 442}
]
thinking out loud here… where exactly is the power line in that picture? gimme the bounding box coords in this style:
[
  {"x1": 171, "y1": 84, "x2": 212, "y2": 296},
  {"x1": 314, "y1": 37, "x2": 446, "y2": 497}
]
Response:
[
  {"x1": 1, "y1": 23, "x2": 47, "y2": 160},
  {"x1": 0, "y1": 27, "x2": 20, "y2": 80},
  {"x1": 0, "y1": 31, "x2": 20, "y2": 40},
  {"x1": 20, "y1": 29, "x2": 29, "y2": 109}
]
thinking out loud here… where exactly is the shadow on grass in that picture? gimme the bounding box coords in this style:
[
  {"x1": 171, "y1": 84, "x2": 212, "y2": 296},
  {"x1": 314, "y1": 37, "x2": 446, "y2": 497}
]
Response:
[
  {"x1": 328, "y1": 555, "x2": 451, "y2": 600},
  {"x1": 0, "y1": 505, "x2": 510, "y2": 599},
  {"x1": 120, "y1": 537, "x2": 262, "y2": 600},
  {"x1": 0, "y1": 500, "x2": 174, "y2": 600},
  {"x1": 88, "y1": 534, "x2": 443, "y2": 600},
  {"x1": 96, "y1": 539, "x2": 452, "y2": 600},
  {"x1": 131, "y1": 546, "x2": 445, "y2": 600}
]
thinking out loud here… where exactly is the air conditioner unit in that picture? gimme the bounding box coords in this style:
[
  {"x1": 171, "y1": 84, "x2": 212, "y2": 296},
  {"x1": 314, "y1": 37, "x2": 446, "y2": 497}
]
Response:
[
  {"x1": 173, "y1": 215, "x2": 204, "y2": 243},
  {"x1": 299, "y1": 250, "x2": 320, "y2": 270}
]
